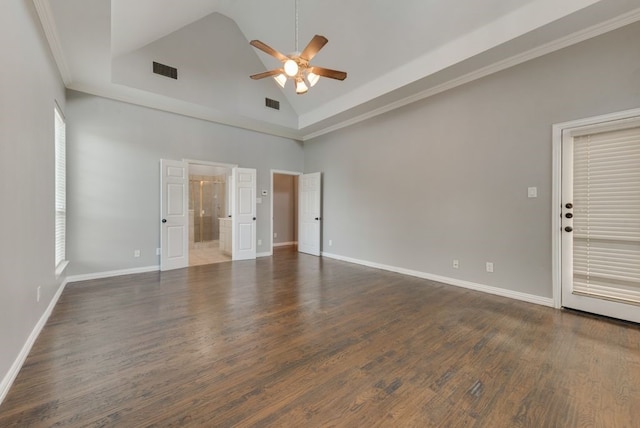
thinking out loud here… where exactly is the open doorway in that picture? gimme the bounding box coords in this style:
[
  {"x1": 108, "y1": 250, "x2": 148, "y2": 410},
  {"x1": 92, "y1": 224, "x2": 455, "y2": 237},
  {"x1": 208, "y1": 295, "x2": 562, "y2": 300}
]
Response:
[
  {"x1": 271, "y1": 170, "x2": 301, "y2": 254},
  {"x1": 188, "y1": 162, "x2": 233, "y2": 266}
]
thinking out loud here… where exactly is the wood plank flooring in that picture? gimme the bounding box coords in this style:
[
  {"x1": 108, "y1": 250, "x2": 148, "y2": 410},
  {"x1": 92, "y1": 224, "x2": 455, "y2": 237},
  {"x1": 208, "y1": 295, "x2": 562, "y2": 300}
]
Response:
[{"x1": 1, "y1": 248, "x2": 639, "y2": 426}]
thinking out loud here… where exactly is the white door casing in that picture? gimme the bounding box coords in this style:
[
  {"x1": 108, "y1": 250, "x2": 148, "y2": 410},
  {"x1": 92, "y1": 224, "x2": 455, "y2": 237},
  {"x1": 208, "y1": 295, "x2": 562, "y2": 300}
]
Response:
[
  {"x1": 559, "y1": 114, "x2": 640, "y2": 324},
  {"x1": 160, "y1": 159, "x2": 188, "y2": 271},
  {"x1": 232, "y1": 167, "x2": 257, "y2": 261},
  {"x1": 298, "y1": 172, "x2": 322, "y2": 256},
  {"x1": 561, "y1": 132, "x2": 576, "y2": 309}
]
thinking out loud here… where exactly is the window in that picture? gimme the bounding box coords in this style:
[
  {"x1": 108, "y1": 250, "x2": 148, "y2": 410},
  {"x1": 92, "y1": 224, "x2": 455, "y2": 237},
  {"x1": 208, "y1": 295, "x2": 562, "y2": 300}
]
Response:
[
  {"x1": 55, "y1": 104, "x2": 66, "y2": 270},
  {"x1": 571, "y1": 124, "x2": 640, "y2": 304}
]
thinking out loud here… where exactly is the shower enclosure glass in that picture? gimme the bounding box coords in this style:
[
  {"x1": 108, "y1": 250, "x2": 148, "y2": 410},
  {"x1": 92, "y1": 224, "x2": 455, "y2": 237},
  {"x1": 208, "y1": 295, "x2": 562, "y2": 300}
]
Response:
[{"x1": 189, "y1": 175, "x2": 226, "y2": 243}]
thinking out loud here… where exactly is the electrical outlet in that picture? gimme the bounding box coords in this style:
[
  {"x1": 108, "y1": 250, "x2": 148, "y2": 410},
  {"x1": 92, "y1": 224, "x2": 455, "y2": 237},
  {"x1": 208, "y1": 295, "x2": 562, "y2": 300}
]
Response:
[
  {"x1": 37, "y1": 286, "x2": 41, "y2": 302},
  {"x1": 258, "y1": 239, "x2": 262, "y2": 246},
  {"x1": 486, "y1": 262, "x2": 494, "y2": 273},
  {"x1": 453, "y1": 259, "x2": 459, "y2": 269},
  {"x1": 329, "y1": 239, "x2": 333, "y2": 246},
  {"x1": 156, "y1": 248, "x2": 161, "y2": 256},
  {"x1": 274, "y1": 232, "x2": 278, "y2": 238},
  {"x1": 134, "y1": 249, "x2": 141, "y2": 258}
]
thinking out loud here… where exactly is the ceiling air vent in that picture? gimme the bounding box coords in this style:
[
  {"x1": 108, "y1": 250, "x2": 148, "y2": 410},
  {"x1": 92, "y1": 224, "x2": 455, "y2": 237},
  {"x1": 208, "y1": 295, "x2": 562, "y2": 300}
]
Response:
[
  {"x1": 153, "y1": 61, "x2": 178, "y2": 80},
  {"x1": 265, "y1": 98, "x2": 280, "y2": 110}
]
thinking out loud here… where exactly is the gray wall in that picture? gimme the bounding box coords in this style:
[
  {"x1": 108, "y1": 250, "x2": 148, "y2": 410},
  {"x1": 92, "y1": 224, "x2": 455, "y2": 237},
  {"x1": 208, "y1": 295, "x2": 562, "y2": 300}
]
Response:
[
  {"x1": 3, "y1": 0, "x2": 639, "y2": 402},
  {"x1": 0, "y1": 0, "x2": 66, "y2": 392},
  {"x1": 65, "y1": 91, "x2": 303, "y2": 275},
  {"x1": 273, "y1": 174, "x2": 297, "y2": 244},
  {"x1": 304, "y1": 22, "x2": 640, "y2": 298}
]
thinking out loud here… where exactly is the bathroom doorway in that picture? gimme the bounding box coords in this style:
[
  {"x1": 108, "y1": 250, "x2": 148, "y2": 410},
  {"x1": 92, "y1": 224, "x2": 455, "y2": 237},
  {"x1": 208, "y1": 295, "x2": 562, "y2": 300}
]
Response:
[{"x1": 188, "y1": 162, "x2": 233, "y2": 266}]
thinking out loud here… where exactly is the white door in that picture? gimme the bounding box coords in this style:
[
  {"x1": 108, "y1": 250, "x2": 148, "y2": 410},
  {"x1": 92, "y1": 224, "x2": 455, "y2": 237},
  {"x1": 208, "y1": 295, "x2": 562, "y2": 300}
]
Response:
[
  {"x1": 232, "y1": 167, "x2": 257, "y2": 261},
  {"x1": 298, "y1": 172, "x2": 322, "y2": 256},
  {"x1": 561, "y1": 118, "x2": 640, "y2": 323},
  {"x1": 160, "y1": 159, "x2": 188, "y2": 271}
]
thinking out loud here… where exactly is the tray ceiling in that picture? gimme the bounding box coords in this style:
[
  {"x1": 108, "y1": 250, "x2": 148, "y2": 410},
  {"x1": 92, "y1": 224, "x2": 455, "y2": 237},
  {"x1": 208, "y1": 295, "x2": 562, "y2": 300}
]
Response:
[{"x1": 37, "y1": 0, "x2": 640, "y2": 139}]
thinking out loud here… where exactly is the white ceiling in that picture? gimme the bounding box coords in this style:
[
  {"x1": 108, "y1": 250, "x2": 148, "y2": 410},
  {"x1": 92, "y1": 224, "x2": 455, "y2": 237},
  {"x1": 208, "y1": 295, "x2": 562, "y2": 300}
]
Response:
[{"x1": 39, "y1": 0, "x2": 640, "y2": 139}]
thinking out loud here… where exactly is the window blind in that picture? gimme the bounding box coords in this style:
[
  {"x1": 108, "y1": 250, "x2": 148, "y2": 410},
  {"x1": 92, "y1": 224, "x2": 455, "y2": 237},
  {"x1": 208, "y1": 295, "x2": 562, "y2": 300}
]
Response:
[
  {"x1": 55, "y1": 106, "x2": 66, "y2": 268},
  {"x1": 572, "y1": 126, "x2": 640, "y2": 304}
]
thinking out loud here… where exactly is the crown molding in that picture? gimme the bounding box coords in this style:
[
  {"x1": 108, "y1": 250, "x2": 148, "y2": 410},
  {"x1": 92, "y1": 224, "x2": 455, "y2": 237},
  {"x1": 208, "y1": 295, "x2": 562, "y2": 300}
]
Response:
[
  {"x1": 301, "y1": 7, "x2": 640, "y2": 141},
  {"x1": 32, "y1": 0, "x2": 640, "y2": 142},
  {"x1": 32, "y1": 0, "x2": 72, "y2": 85},
  {"x1": 66, "y1": 81, "x2": 303, "y2": 141}
]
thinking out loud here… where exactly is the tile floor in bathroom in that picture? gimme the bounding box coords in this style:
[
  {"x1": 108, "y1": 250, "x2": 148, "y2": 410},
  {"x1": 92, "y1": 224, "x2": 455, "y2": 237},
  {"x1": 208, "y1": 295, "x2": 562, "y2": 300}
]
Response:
[{"x1": 189, "y1": 240, "x2": 231, "y2": 266}]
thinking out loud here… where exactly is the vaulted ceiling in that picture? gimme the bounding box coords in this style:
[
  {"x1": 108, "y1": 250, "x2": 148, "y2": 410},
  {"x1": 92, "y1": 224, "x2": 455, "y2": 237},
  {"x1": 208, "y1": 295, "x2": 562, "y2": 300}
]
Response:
[{"x1": 37, "y1": 0, "x2": 640, "y2": 139}]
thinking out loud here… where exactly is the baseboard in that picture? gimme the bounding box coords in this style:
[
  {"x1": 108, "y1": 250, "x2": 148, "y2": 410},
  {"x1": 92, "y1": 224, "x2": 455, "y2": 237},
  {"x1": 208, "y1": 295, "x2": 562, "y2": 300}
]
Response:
[
  {"x1": 321, "y1": 252, "x2": 554, "y2": 307},
  {"x1": 0, "y1": 278, "x2": 68, "y2": 405},
  {"x1": 66, "y1": 265, "x2": 160, "y2": 283},
  {"x1": 273, "y1": 242, "x2": 297, "y2": 248},
  {"x1": 257, "y1": 251, "x2": 272, "y2": 258}
]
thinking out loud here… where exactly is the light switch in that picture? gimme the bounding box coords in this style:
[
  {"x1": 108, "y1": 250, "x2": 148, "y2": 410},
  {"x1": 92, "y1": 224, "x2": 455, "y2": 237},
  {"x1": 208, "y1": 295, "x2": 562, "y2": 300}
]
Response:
[
  {"x1": 528, "y1": 187, "x2": 538, "y2": 198},
  {"x1": 256, "y1": 197, "x2": 262, "y2": 204}
]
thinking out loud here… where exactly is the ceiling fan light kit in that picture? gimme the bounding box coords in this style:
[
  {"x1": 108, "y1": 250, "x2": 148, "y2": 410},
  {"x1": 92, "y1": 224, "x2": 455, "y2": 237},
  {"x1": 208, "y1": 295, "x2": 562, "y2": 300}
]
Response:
[
  {"x1": 249, "y1": 0, "x2": 346, "y2": 94},
  {"x1": 295, "y1": 79, "x2": 308, "y2": 94},
  {"x1": 306, "y1": 71, "x2": 319, "y2": 87},
  {"x1": 284, "y1": 59, "x2": 299, "y2": 77},
  {"x1": 250, "y1": 35, "x2": 347, "y2": 94},
  {"x1": 274, "y1": 73, "x2": 287, "y2": 88}
]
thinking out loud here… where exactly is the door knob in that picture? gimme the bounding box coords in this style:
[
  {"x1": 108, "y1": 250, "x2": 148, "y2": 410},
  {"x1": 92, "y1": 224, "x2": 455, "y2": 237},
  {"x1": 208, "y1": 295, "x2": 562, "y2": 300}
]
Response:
[
  {"x1": 565, "y1": 203, "x2": 573, "y2": 209},
  {"x1": 253, "y1": 217, "x2": 256, "y2": 220},
  {"x1": 162, "y1": 219, "x2": 167, "y2": 223},
  {"x1": 565, "y1": 226, "x2": 573, "y2": 232},
  {"x1": 315, "y1": 217, "x2": 320, "y2": 220},
  {"x1": 565, "y1": 213, "x2": 573, "y2": 219}
]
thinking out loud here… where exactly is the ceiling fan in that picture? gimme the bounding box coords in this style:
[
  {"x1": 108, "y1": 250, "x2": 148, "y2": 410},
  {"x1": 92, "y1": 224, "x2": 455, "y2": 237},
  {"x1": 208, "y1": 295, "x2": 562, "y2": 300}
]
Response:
[
  {"x1": 250, "y1": 35, "x2": 347, "y2": 95},
  {"x1": 249, "y1": 0, "x2": 346, "y2": 95}
]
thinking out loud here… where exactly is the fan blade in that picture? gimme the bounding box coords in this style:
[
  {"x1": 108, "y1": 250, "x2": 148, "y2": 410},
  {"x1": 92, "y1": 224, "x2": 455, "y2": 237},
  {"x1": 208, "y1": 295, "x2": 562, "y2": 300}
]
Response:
[
  {"x1": 300, "y1": 35, "x2": 328, "y2": 61},
  {"x1": 309, "y1": 66, "x2": 347, "y2": 81},
  {"x1": 250, "y1": 69, "x2": 284, "y2": 80},
  {"x1": 250, "y1": 40, "x2": 288, "y2": 62}
]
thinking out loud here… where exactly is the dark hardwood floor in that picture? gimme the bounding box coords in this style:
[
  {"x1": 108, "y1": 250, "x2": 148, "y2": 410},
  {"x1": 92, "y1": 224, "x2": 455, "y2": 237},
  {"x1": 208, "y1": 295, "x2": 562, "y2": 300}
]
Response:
[{"x1": 1, "y1": 248, "x2": 639, "y2": 426}]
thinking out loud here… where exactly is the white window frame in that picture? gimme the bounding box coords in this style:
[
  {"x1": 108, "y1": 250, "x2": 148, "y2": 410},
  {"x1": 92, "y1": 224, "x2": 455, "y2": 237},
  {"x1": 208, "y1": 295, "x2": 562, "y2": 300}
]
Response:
[{"x1": 55, "y1": 102, "x2": 67, "y2": 276}]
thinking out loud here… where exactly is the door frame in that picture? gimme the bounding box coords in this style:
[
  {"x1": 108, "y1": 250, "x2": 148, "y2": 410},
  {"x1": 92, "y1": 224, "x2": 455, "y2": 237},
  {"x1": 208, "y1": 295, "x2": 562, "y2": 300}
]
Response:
[
  {"x1": 184, "y1": 159, "x2": 237, "y2": 259},
  {"x1": 551, "y1": 107, "x2": 640, "y2": 309},
  {"x1": 270, "y1": 170, "x2": 302, "y2": 255},
  {"x1": 184, "y1": 159, "x2": 237, "y2": 174}
]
